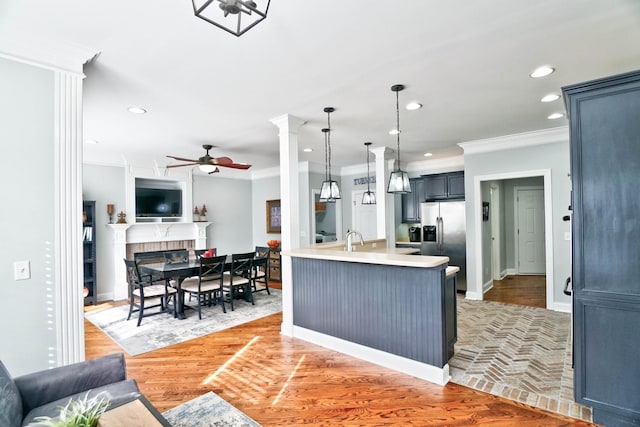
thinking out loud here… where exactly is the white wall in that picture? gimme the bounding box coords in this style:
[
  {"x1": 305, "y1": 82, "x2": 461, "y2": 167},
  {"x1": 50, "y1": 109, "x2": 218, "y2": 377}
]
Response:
[
  {"x1": 193, "y1": 175, "x2": 253, "y2": 255},
  {"x1": 0, "y1": 57, "x2": 57, "y2": 375}
]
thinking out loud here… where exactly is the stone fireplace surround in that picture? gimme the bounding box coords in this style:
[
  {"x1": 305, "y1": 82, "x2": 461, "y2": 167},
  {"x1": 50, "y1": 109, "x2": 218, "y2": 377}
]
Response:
[{"x1": 107, "y1": 222, "x2": 210, "y2": 300}]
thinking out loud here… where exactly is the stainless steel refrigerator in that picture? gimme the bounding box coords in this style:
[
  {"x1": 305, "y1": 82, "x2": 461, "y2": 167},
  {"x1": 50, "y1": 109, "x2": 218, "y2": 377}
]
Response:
[{"x1": 421, "y1": 201, "x2": 467, "y2": 292}]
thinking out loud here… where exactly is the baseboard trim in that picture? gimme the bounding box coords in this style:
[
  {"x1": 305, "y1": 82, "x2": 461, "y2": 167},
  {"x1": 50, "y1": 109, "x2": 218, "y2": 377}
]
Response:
[
  {"x1": 552, "y1": 302, "x2": 571, "y2": 313},
  {"x1": 482, "y1": 279, "x2": 493, "y2": 293},
  {"x1": 465, "y1": 291, "x2": 483, "y2": 300},
  {"x1": 291, "y1": 325, "x2": 450, "y2": 386}
]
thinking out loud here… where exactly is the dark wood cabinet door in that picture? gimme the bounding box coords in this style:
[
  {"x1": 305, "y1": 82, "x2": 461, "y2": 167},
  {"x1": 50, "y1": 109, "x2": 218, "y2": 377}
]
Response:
[
  {"x1": 424, "y1": 174, "x2": 447, "y2": 200},
  {"x1": 401, "y1": 178, "x2": 423, "y2": 223},
  {"x1": 564, "y1": 69, "x2": 640, "y2": 426},
  {"x1": 446, "y1": 172, "x2": 465, "y2": 199}
]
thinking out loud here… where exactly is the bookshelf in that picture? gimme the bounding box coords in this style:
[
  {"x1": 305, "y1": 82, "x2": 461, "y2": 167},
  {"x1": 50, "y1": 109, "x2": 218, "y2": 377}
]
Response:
[{"x1": 83, "y1": 200, "x2": 97, "y2": 305}]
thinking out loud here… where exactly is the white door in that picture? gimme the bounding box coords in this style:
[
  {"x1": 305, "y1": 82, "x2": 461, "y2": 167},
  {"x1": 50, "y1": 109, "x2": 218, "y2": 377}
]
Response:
[
  {"x1": 352, "y1": 191, "x2": 377, "y2": 240},
  {"x1": 516, "y1": 188, "x2": 545, "y2": 274}
]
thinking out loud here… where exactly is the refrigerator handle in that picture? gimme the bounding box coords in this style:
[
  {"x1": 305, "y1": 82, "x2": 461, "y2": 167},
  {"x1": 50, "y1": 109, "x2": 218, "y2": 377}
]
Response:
[{"x1": 437, "y1": 217, "x2": 443, "y2": 251}]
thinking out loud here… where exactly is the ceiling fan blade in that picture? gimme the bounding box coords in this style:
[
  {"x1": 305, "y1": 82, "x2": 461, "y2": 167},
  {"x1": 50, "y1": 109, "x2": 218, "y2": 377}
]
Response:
[
  {"x1": 167, "y1": 155, "x2": 199, "y2": 162},
  {"x1": 211, "y1": 156, "x2": 233, "y2": 165},
  {"x1": 217, "y1": 163, "x2": 252, "y2": 170},
  {"x1": 166, "y1": 163, "x2": 199, "y2": 168}
]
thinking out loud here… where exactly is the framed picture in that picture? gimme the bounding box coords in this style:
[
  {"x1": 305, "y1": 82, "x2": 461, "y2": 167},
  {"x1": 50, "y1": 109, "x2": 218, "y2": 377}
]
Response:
[
  {"x1": 266, "y1": 199, "x2": 281, "y2": 233},
  {"x1": 482, "y1": 201, "x2": 490, "y2": 221}
]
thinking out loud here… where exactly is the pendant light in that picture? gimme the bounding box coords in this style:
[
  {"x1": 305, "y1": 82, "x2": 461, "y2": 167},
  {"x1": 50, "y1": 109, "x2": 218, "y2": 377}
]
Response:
[
  {"x1": 387, "y1": 84, "x2": 411, "y2": 194},
  {"x1": 319, "y1": 107, "x2": 341, "y2": 202},
  {"x1": 362, "y1": 142, "x2": 376, "y2": 204}
]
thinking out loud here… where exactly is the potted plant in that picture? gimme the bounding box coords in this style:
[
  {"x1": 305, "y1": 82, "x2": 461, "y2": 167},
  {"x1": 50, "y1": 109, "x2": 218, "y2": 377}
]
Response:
[{"x1": 28, "y1": 392, "x2": 110, "y2": 427}]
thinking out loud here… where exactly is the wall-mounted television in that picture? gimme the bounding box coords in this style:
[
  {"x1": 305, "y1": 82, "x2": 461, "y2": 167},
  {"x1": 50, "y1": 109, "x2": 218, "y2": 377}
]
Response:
[{"x1": 135, "y1": 188, "x2": 183, "y2": 217}]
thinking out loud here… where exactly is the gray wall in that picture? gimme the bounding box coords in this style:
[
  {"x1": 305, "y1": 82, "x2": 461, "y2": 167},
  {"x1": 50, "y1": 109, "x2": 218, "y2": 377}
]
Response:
[
  {"x1": 194, "y1": 175, "x2": 253, "y2": 255},
  {"x1": 83, "y1": 164, "x2": 126, "y2": 301},
  {"x1": 464, "y1": 140, "x2": 571, "y2": 306},
  {"x1": 251, "y1": 174, "x2": 281, "y2": 249},
  {"x1": 0, "y1": 57, "x2": 56, "y2": 375}
]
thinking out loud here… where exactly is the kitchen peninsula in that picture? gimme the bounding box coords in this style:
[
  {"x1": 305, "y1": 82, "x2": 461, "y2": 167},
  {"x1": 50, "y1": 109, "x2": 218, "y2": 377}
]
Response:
[{"x1": 284, "y1": 240, "x2": 457, "y2": 385}]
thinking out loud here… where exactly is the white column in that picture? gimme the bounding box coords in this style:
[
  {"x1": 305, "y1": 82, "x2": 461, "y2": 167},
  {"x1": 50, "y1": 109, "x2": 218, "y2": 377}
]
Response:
[
  {"x1": 270, "y1": 114, "x2": 305, "y2": 337},
  {"x1": 371, "y1": 147, "x2": 396, "y2": 247},
  {"x1": 53, "y1": 70, "x2": 86, "y2": 366}
]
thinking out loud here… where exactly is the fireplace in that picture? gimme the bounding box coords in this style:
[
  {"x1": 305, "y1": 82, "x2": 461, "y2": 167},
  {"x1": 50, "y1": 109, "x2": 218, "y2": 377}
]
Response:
[{"x1": 108, "y1": 222, "x2": 210, "y2": 300}]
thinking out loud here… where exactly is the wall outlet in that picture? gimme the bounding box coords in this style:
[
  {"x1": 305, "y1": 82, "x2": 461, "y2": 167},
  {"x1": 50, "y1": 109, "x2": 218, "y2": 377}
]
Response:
[{"x1": 14, "y1": 261, "x2": 30, "y2": 280}]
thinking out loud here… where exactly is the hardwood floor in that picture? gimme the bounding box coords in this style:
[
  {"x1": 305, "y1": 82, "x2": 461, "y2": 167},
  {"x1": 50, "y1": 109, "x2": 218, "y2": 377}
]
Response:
[
  {"x1": 85, "y1": 281, "x2": 593, "y2": 426},
  {"x1": 483, "y1": 275, "x2": 546, "y2": 308}
]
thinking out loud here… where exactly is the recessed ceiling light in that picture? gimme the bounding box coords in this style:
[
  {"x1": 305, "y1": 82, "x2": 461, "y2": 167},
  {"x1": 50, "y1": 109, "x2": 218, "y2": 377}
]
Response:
[
  {"x1": 84, "y1": 139, "x2": 98, "y2": 144},
  {"x1": 303, "y1": 148, "x2": 313, "y2": 152},
  {"x1": 406, "y1": 102, "x2": 422, "y2": 111},
  {"x1": 389, "y1": 129, "x2": 400, "y2": 135},
  {"x1": 548, "y1": 113, "x2": 564, "y2": 120},
  {"x1": 530, "y1": 66, "x2": 555, "y2": 78},
  {"x1": 127, "y1": 106, "x2": 147, "y2": 114},
  {"x1": 541, "y1": 93, "x2": 560, "y2": 103},
  {"x1": 423, "y1": 152, "x2": 433, "y2": 157}
]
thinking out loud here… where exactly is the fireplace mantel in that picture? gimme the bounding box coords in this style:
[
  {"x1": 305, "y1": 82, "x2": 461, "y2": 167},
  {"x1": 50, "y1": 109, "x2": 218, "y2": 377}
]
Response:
[{"x1": 107, "y1": 222, "x2": 210, "y2": 300}]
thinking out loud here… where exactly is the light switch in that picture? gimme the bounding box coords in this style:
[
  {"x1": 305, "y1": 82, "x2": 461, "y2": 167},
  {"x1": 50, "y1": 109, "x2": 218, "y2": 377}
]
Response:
[
  {"x1": 564, "y1": 232, "x2": 571, "y2": 241},
  {"x1": 14, "y1": 261, "x2": 30, "y2": 280}
]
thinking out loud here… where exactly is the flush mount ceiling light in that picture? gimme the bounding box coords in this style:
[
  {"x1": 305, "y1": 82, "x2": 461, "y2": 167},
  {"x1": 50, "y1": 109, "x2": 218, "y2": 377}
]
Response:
[
  {"x1": 541, "y1": 93, "x2": 560, "y2": 103},
  {"x1": 84, "y1": 139, "x2": 98, "y2": 144},
  {"x1": 424, "y1": 152, "x2": 433, "y2": 157},
  {"x1": 127, "y1": 106, "x2": 147, "y2": 114},
  {"x1": 387, "y1": 84, "x2": 411, "y2": 194},
  {"x1": 530, "y1": 65, "x2": 555, "y2": 78},
  {"x1": 303, "y1": 148, "x2": 313, "y2": 152},
  {"x1": 362, "y1": 142, "x2": 376, "y2": 205},
  {"x1": 406, "y1": 102, "x2": 422, "y2": 111},
  {"x1": 192, "y1": 0, "x2": 270, "y2": 37},
  {"x1": 319, "y1": 107, "x2": 341, "y2": 203},
  {"x1": 548, "y1": 112, "x2": 564, "y2": 120}
]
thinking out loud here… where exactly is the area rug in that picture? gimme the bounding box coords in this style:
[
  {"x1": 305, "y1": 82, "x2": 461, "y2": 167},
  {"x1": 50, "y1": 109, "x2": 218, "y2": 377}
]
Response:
[
  {"x1": 85, "y1": 288, "x2": 281, "y2": 356},
  {"x1": 449, "y1": 298, "x2": 592, "y2": 422},
  {"x1": 162, "y1": 391, "x2": 261, "y2": 427}
]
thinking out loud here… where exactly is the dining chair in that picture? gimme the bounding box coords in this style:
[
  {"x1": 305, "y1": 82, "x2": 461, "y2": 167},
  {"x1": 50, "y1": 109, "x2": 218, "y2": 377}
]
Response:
[
  {"x1": 180, "y1": 255, "x2": 227, "y2": 319},
  {"x1": 252, "y1": 246, "x2": 271, "y2": 295},
  {"x1": 124, "y1": 259, "x2": 177, "y2": 326},
  {"x1": 222, "y1": 252, "x2": 255, "y2": 311},
  {"x1": 133, "y1": 250, "x2": 168, "y2": 285}
]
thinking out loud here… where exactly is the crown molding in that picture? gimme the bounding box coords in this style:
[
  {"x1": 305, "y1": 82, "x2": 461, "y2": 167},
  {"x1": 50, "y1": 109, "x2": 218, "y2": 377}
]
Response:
[
  {"x1": 0, "y1": 32, "x2": 99, "y2": 76},
  {"x1": 458, "y1": 126, "x2": 569, "y2": 155},
  {"x1": 406, "y1": 155, "x2": 464, "y2": 176}
]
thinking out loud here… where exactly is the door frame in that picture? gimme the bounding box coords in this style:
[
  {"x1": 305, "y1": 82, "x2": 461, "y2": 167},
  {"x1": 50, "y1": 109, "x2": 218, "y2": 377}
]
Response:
[
  {"x1": 514, "y1": 186, "x2": 545, "y2": 274},
  {"x1": 490, "y1": 184, "x2": 502, "y2": 280},
  {"x1": 351, "y1": 190, "x2": 377, "y2": 240},
  {"x1": 472, "y1": 169, "x2": 554, "y2": 310}
]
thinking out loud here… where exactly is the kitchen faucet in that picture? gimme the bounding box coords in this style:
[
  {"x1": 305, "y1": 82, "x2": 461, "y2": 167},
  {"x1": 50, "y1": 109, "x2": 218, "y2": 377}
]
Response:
[{"x1": 346, "y1": 230, "x2": 364, "y2": 252}]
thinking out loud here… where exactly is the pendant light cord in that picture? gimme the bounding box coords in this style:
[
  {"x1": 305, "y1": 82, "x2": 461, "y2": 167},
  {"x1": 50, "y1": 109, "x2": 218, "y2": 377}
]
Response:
[
  {"x1": 366, "y1": 143, "x2": 372, "y2": 192},
  {"x1": 395, "y1": 88, "x2": 401, "y2": 171},
  {"x1": 327, "y1": 109, "x2": 333, "y2": 181}
]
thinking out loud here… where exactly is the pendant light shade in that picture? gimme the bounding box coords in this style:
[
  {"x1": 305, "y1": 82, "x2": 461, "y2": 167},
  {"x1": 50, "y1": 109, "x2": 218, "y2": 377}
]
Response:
[
  {"x1": 387, "y1": 84, "x2": 412, "y2": 194},
  {"x1": 319, "y1": 107, "x2": 341, "y2": 203},
  {"x1": 362, "y1": 142, "x2": 376, "y2": 205}
]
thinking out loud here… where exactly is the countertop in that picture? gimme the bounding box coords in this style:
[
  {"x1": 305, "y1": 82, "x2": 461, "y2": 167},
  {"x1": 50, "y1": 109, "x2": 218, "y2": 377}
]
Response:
[{"x1": 284, "y1": 246, "x2": 448, "y2": 268}]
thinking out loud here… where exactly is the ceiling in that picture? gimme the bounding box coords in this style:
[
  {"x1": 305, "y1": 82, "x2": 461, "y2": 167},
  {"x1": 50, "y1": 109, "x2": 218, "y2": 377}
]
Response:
[{"x1": 2, "y1": 0, "x2": 640, "y2": 175}]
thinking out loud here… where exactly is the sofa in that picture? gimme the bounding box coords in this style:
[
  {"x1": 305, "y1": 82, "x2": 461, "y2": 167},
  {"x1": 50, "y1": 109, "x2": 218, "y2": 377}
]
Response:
[{"x1": 0, "y1": 353, "x2": 142, "y2": 427}]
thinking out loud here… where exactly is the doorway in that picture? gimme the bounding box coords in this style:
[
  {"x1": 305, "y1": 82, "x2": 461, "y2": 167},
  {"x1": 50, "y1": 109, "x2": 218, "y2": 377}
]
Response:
[
  {"x1": 472, "y1": 170, "x2": 553, "y2": 309},
  {"x1": 310, "y1": 190, "x2": 342, "y2": 244},
  {"x1": 351, "y1": 190, "x2": 377, "y2": 240}
]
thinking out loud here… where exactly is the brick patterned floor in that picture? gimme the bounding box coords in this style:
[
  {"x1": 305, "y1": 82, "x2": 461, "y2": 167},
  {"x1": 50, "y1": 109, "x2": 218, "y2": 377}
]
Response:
[{"x1": 449, "y1": 298, "x2": 593, "y2": 423}]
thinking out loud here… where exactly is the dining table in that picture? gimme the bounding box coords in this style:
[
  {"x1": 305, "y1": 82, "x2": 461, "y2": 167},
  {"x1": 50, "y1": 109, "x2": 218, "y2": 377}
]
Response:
[{"x1": 137, "y1": 254, "x2": 266, "y2": 320}]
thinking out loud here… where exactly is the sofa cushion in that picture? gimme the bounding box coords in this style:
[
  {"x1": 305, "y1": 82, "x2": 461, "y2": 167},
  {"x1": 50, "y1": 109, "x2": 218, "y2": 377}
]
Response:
[
  {"x1": 21, "y1": 379, "x2": 140, "y2": 426},
  {"x1": 0, "y1": 361, "x2": 22, "y2": 427}
]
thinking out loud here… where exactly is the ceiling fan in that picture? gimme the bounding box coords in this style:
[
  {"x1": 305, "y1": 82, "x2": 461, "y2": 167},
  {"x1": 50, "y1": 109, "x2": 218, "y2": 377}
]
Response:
[{"x1": 166, "y1": 144, "x2": 252, "y2": 174}]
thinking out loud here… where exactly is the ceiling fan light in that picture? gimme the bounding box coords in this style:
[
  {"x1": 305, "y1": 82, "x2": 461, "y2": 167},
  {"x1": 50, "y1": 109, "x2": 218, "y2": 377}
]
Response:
[{"x1": 199, "y1": 164, "x2": 217, "y2": 173}]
